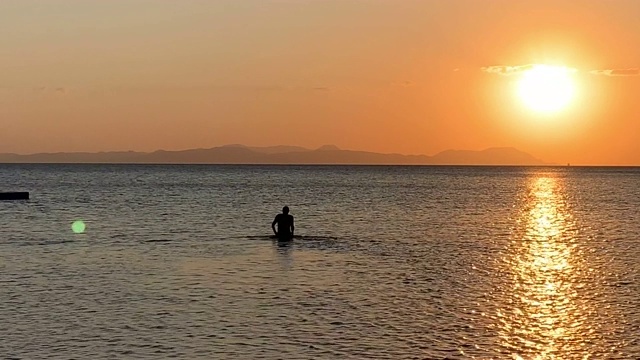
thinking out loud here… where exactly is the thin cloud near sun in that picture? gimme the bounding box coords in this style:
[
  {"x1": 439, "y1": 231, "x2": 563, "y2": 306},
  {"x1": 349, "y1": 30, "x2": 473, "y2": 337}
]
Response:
[
  {"x1": 481, "y1": 65, "x2": 538, "y2": 75},
  {"x1": 482, "y1": 65, "x2": 639, "y2": 76},
  {"x1": 589, "y1": 68, "x2": 639, "y2": 76}
]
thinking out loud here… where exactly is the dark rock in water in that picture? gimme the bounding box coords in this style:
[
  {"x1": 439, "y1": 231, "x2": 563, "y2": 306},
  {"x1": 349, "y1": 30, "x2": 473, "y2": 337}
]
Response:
[{"x1": 0, "y1": 192, "x2": 29, "y2": 200}]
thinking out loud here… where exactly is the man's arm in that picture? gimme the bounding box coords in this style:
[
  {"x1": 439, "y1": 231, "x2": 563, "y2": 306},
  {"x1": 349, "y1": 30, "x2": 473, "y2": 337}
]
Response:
[
  {"x1": 290, "y1": 217, "x2": 295, "y2": 236},
  {"x1": 272, "y1": 216, "x2": 278, "y2": 235}
]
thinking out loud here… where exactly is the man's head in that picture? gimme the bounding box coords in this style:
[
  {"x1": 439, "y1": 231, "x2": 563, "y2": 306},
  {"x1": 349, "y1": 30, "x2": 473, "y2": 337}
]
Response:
[{"x1": 282, "y1": 206, "x2": 289, "y2": 215}]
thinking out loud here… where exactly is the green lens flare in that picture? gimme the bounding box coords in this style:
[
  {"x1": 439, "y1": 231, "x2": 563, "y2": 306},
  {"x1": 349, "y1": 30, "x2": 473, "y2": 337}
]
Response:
[{"x1": 72, "y1": 220, "x2": 86, "y2": 234}]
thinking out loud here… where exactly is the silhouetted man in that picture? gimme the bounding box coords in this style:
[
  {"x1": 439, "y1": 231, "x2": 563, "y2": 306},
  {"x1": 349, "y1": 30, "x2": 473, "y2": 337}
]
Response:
[{"x1": 272, "y1": 206, "x2": 294, "y2": 241}]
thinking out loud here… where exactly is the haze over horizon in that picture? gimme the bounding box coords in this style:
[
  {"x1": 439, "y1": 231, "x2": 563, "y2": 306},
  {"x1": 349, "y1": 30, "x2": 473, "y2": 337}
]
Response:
[{"x1": 2, "y1": 1, "x2": 640, "y2": 165}]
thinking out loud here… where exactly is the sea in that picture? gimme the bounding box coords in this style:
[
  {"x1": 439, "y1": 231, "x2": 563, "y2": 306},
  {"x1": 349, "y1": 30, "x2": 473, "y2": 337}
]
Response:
[{"x1": 1, "y1": 164, "x2": 639, "y2": 359}]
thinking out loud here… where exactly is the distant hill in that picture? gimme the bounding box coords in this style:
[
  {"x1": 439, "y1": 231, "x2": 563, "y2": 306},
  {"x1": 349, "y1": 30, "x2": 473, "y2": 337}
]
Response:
[
  {"x1": 221, "y1": 144, "x2": 309, "y2": 154},
  {"x1": 430, "y1": 147, "x2": 545, "y2": 165},
  {"x1": 0, "y1": 145, "x2": 546, "y2": 165}
]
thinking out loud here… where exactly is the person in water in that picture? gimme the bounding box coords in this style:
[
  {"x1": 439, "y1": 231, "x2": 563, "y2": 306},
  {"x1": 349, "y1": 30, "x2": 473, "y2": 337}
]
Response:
[{"x1": 272, "y1": 206, "x2": 295, "y2": 241}]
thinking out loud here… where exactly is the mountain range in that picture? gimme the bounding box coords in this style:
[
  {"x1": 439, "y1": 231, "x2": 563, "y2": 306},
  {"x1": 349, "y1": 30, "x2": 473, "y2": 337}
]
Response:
[{"x1": 0, "y1": 145, "x2": 547, "y2": 165}]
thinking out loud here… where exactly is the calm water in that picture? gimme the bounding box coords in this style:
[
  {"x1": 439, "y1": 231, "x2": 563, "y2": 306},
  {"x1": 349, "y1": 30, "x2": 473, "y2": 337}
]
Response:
[{"x1": 1, "y1": 165, "x2": 640, "y2": 359}]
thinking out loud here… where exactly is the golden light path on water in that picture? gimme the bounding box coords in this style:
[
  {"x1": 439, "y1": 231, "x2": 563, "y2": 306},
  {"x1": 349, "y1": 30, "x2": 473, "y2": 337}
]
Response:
[{"x1": 496, "y1": 176, "x2": 602, "y2": 359}]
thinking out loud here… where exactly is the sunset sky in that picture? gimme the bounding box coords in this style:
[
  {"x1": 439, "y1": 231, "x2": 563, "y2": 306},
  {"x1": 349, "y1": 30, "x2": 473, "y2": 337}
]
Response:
[{"x1": 2, "y1": 0, "x2": 640, "y2": 165}]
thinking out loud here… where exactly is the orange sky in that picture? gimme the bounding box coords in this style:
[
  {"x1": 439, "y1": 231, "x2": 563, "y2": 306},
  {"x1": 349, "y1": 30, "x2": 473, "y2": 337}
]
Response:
[{"x1": 1, "y1": 0, "x2": 639, "y2": 165}]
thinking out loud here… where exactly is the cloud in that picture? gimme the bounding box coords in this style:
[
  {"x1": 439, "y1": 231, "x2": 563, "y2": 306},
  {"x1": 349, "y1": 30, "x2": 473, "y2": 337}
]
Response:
[
  {"x1": 227, "y1": 85, "x2": 332, "y2": 93},
  {"x1": 33, "y1": 86, "x2": 69, "y2": 95},
  {"x1": 483, "y1": 64, "x2": 639, "y2": 77},
  {"x1": 481, "y1": 65, "x2": 535, "y2": 76},
  {"x1": 482, "y1": 64, "x2": 581, "y2": 76},
  {"x1": 390, "y1": 80, "x2": 414, "y2": 87},
  {"x1": 589, "y1": 68, "x2": 639, "y2": 76}
]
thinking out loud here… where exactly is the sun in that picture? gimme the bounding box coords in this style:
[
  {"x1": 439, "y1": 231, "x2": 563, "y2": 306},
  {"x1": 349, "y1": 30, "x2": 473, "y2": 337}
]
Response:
[{"x1": 517, "y1": 65, "x2": 576, "y2": 114}]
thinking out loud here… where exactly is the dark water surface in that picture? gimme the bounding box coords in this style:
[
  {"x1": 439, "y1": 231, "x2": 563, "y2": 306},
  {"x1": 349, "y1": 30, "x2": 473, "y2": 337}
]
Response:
[{"x1": 1, "y1": 165, "x2": 639, "y2": 359}]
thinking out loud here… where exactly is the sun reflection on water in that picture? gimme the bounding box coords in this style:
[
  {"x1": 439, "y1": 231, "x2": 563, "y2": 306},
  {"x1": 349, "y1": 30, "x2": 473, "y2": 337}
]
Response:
[{"x1": 497, "y1": 176, "x2": 596, "y2": 359}]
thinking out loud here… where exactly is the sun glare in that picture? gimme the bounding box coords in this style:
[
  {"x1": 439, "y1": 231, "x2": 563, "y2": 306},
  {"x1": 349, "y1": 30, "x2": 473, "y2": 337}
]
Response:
[{"x1": 517, "y1": 65, "x2": 576, "y2": 114}]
